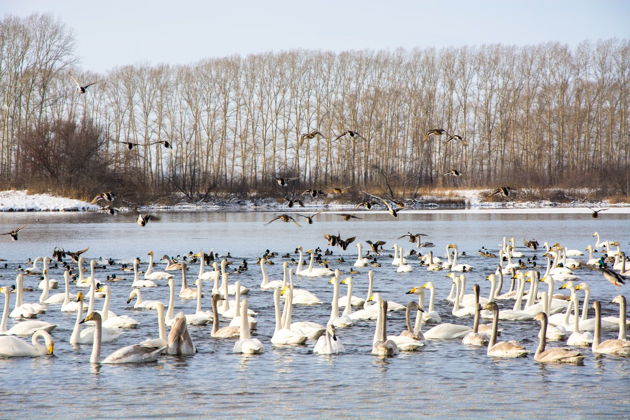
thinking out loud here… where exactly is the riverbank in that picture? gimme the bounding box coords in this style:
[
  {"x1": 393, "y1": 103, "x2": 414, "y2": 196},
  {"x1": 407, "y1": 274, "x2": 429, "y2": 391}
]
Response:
[{"x1": 0, "y1": 188, "x2": 628, "y2": 212}]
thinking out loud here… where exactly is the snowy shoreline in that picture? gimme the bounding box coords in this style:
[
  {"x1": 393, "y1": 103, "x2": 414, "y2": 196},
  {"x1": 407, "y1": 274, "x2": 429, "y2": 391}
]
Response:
[{"x1": 1, "y1": 189, "x2": 628, "y2": 213}]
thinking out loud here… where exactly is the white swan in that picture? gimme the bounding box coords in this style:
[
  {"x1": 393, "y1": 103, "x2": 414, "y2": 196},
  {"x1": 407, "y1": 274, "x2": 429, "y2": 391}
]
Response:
[
  {"x1": 177, "y1": 263, "x2": 197, "y2": 300},
  {"x1": 127, "y1": 288, "x2": 161, "y2": 310},
  {"x1": 296, "y1": 248, "x2": 334, "y2": 277},
  {"x1": 195, "y1": 251, "x2": 216, "y2": 281},
  {"x1": 534, "y1": 312, "x2": 584, "y2": 364},
  {"x1": 42, "y1": 268, "x2": 70, "y2": 305},
  {"x1": 372, "y1": 300, "x2": 398, "y2": 357},
  {"x1": 99, "y1": 285, "x2": 139, "y2": 329},
  {"x1": 233, "y1": 298, "x2": 264, "y2": 354},
  {"x1": 131, "y1": 259, "x2": 156, "y2": 288},
  {"x1": 0, "y1": 329, "x2": 54, "y2": 357},
  {"x1": 481, "y1": 273, "x2": 533, "y2": 321},
  {"x1": 37, "y1": 258, "x2": 58, "y2": 290},
  {"x1": 566, "y1": 292, "x2": 593, "y2": 346},
  {"x1": 396, "y1": 246, "x2": 413, "y2": 273},
  {"x1": 354, "y1": 243, "x2": 369, "y2": 267},
  {"x1": 483, "y1": 302, "x2": 528, "y2": 358},
  {"x1": 184, "y1": 279, "x2": 213, "y2": 325},
  {"x1": 10, "y1": 274, "x2": 43, "y2": 318},
  {"x1": 349, "y1": 271, "x2": 379, "y2": 321},
  {"x1": 76, "y1": 258, "x2": 96, "y2": 288},
  {"x1": 1, "y1": 286, "x2": 56, "y2": 336},
  {"x1": 271, "y1": 288, "x2": 307, "y2": 346},
  {"x1": 406, "y1": 282, "x2": 441, "y2": 323},
  {"x1": 284, "y1": 269, "x2": 321, "y2": 306},
  {"x1": 259, "y1": 258, "x2": 285, "y2": 290},
  {"x1": 391, "y1": 244, "x2": 401, "y2": 266},
  {"x1": 337, "y1": 274, "x2": 364, "y2": 308},
  {"x1": 388, "y1": 301, "x2": 425, "y2": 351},
  {"x1": 140, "y1": 302, "x2": 168, "y2": 348},
  {"x1": 327, "y1": 275, "x2": 353, "y2": 328},
  {"x1": 145, "y1": 251, "x2": 173, "y2": 281},
  {"x1": 450, "y1": 244, "x2": 473, "y2": 272},
  {"x1": 462, "y1": 284, "x2": 490, "y2": 346},
  {"x1": 584, "y1": 245, "x2": 599, "y2": 267},
  {"x1": 574, "y1": 283, "x2": 618, "y2": 332},
  {"x1": 313, "y1": 324, "x2": 344, "y2": 355},
  {"x1": 84, "y1": 312, "x2": 163, "y2": 363},
  {"x1": 69, "y1": 294, "x2": 122, "y2": 345},
  {"x1": 217, "y1": 259, "x2": 249, "y2": 295},
  {"x1": 60, "y1": 271, "x2": 82, "y2": 313},
  {"x1": 228, "y1": 280, "x2": 257, "y2": 329}
]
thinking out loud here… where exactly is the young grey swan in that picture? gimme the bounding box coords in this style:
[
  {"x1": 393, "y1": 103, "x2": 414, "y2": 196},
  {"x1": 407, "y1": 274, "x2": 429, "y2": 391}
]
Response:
[
  {"x1": 372, "y1": 300, "x2": 398, "y2": 357},
  {"x1": 591, "y1": 300, "x2": 630, "y2": 357},
  {"x1": 533, "y1": 312, "x2": 584, "y2": 365},
  {"x1": 166, "y1": 313, "x2": 196, "y2": 356}
]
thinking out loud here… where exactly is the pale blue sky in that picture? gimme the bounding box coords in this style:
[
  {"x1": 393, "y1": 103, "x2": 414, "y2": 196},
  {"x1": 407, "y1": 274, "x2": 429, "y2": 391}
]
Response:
[{"x1": 2, "y1": 0, "x2": 629, "y2": 73}]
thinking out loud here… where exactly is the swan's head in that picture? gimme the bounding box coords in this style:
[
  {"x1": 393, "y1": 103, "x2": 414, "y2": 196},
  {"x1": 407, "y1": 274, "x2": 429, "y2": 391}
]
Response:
[
  {"x1": 126, "y1": 289, "x2": 138, "y2": 304},
  {"x1": 368, "y1": 292, "x2": 381, "y2": 302},
  {"x1": 533, "y1": 312, "x2": 547, "y2": 323},
  {"x1": 81, "y1": 311, "x2": 101, "y2": 324},
  {"x1": 575, "y1": 282, "x2": 589, "y2": 292},
  {"x1": 483, "y1": 302, "x2": 498, "y2": 311},
  {"x1": 611, "y1": 295, "x2": 625, "y2": 306},
  {"x1": 341, "y1": 277, "x2": 352, "y2": 285},
  {"x1": 559, "y1": 281, "x2": 573, "y2": 291},
  {"x1": 326, "y1": 324, "x2": 337, "y2": 340},
  {"x1": 407, "y1": 301, "x2": 419, "y2": 311},
  {"x1": 76, "y1": 291, "x2": 84, "y2": 302},
  {"x1": 147, "y1": 250, "x2": 154, "y2": 256}
]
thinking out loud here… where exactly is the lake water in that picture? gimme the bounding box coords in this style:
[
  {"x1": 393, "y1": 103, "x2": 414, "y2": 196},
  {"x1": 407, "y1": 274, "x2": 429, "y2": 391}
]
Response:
[{"x1": 0, "y1": 210, "x2": 629, "y2": 419}]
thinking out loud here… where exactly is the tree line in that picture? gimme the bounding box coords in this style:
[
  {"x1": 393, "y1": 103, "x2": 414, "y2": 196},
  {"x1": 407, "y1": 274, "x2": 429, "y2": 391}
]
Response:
[{"x1": 1, "y1": 13, "x2": 628, "y2": 201}]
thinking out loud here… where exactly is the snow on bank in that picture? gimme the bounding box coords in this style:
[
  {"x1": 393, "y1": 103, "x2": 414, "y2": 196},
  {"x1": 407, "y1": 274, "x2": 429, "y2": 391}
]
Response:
[
  {"x1": 0, "y1": 190, "x2": 99, "y2": 212},
  {"x1": 0, "y1": 189, "x2": 628, "y2": 213}
]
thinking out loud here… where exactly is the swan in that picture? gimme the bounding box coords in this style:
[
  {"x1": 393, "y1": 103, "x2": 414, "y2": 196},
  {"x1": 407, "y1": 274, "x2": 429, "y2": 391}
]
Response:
[
  {"x1": 450, "y1": 244, "x2": 473, "y2": 272},
  {"x1": 406, "y1": 283, "x2": 441, "y2": 323},
  {"x1": 60, "y1": 271, "x2": 82, "y2": 313},
  {"x1": 284, "y1": 269, "x2": 321, "y2": 306},
  {"x1": 391, "y1": 244, "x2": 401, "y2": 266},
  {"x1": 184, "y1": 279, "x2": 213, "y2": 326},
  {"x1": 219, "y1": 273, "x2": 256, "y2": 319},
  {"x1": 166, "y1": 313, "x2": 196, "y2": 356},
  {"x1": 140, "y1": 302, "x2": 168, "y2": 348},
  {"x1": 462, "y1": 285, "x2": 490, "y2": 346},
  {"x1": 396, "y1": 246, "x2": 413, "y2": 273},
  {"x1": 99, "y1": 285, "x2": 139, "y2": 329},
  {"x1": 127, "y1": 288, "x2": 161, "y2": 310},
  {"x1": 1, "y1": 286, "x2": 56, "y2": 336},
  {"x1": 592, "y1": 232, "x2": 608, "y2": 249},
  {"x1": 349, "y1": 271, "x2": 379, "y2": 321},
  {"x1": 83, "y1": 312, "x2": 163, "y2": 363},
  {"x1": 145, "y1": 251, "x2": 173, "y2": 281},
  {"x1": 574, "y1": 283, "x2": 618, "y2": 332},
  {"x1": 328, "y1": 275, "x2": 353, "y2": 328},
  {"x1": 372, "y1": 300, "x2": 398, "y2": 357},
  {"x1": 76, "y1": 258, "x2": 96, "y2": 288},
  {"x1": 591, "y1": 300, "x2": 630, "y2": 356},
  {"x1": 584, "y1": 245, "x2": 599, "y2": 266},
  {"x1": 539, "y1": 291, "x2": 567, "y2": 341},
  {"x1": 451, "y1": 276, "x2": 476, "y2": 318},
  {"x1": 482, "y1": 302, "x2": 528, "y2": 358},
  {"x1": 177, "y1": 263, "x2": 197, "y2": 300},
  {"x1": 481, "y1": 273, "x2": 534, "y2": 321},
  {"x1": 612, "y1": 295, "x2": 628, "y2": 340},
  {"x1": 217, "y1": 259, "x2": 249, "y2": 295},
  {"x1": 195, "y1": 251, "x2": 216, "y2": 281},
  {"x1": 23, "y1": 256, "x2": 43, "y2": 276},
  {"x1": 259, "y1": 258, "x2": 285, "y2": 290},
  {"x1": 210, "y1": 294, "x2": 240, "y2": 338},
  {"x1": 280, "y1": 283, "x2": 319, "y2": 340},
  {"x1": 424, "y1": 250, "x2": 443, "y2": 271},
  {"x1": 37, "y1": 258, "x2": 58, "y2": 290},
  {"x1": 566, "y1": 292, "x2": 593, "y2": 346},
  {"x1": 0, "y1": 329, "x2": 54, "y2": 357},
  {"x1": 69, "y1": 294, "x2": 122, "y2": 344},
  {"x1": 271, "y1": 287, "x2": 307, "y2": 346},
  {"x1": 131, "y1": 259, "x2": 156, "y2": 288},
  {"x1": 337, "y1": 274, "x2": 364, "y2": 308},
  {"x1": 354, "y1": 243, "x2": 369, "y2": 267},
  {"x1": 233, "y1": 298, "x2": 264, "y2": 354},
  {"x1": 296, "y1": 248, "x2": 334, "y2": 277},
  {"x1": 388, "y1": 301, "x2": 425, "y2": 351},
  {"x1": 228, "y1": 280, "x2": 257, "y2": 330},
  {"x1": 313, "y1": 324, "x2": 344, "y2": 355},
  {"x1": 603, "y1": 241, "x2": 622, "y2": 257},
  {"x1": 10, "y1": 274, "x2": 43, "y2": 318},
  {"x1": 507, "y1": 239, "x2": 524, "y2": 258},
  {"x1": 534, "y1": 312, "x2": 584, "y2": 364},
  {"x1": 423, "y1": 314, "x2": 472, "y2": 340},
  {"x1": 42, "y1": 268, "x2": 71, "y2": 305}
]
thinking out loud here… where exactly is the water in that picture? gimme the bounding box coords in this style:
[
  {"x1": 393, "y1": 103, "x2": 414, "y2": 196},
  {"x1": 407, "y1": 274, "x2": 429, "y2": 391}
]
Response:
[{"x1": 0, "y1": 211, "x2": 629, "y2": 419}]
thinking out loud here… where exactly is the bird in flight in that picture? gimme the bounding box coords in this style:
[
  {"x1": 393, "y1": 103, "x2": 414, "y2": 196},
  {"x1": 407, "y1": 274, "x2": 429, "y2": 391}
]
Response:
[
  {"x1": 424, "y1": 128, "x2": 446, "y2": 140},
  {"x1": 444, "y1": 169, "x2": 462, "y2": 176},
  {"x1": 334, "y1": 131, "x2": 366, "y2": 141},
  {"x1": 336, "y1": 213, "x2": 362, "y2": 221},
  {"x1": 284, "y1": 196, "x2": 304, "y2": 208},
  {"x1": 137, "y1": 213, "x2": 160, "y2": 227},
  {"x1": 365, "y1": 240, "x2": 386, "y2": 254},
  {"x1": 91, "y1": 192, "x2": 116, "y2": 204},
  {"x1": 1, "y1": 225, "x2": 26, "y2": 241},
  {"x1": 151, "y1": 140, "x2": 172, "y2": 149},
  {"x1": 299, "y1": 131, "x2": 325, "y2": 146},
  {"x1": 297, "y1": 212, "x2": 320, "y2": 224},
  {"x1": 266, "y1": 214, "x2": 301, "y2": 226},
  {"x1": 275, "y1": 177, "x2": 299, "y2": 187},
  {"x1": 446, "y1": 134, "x2": 467, "y2": 145},
  {"x1": 588, "y1": 207, "x2": 608, "y2": 218},
  {"x1": 71, "y1": 76, "x2": 97, "y2": 94},
  {"x1": 398, "y1": 232, "x2": 428, "y2": 244},
  {"x1": 119, "y1": 141, "x2": 142, "y2": 150},
  {"x1": 492, "y1": 186, "x2": 514, "y2": 197},
  {"x1": 361, "y1": 191, "x2": 403, "y2": 217}
]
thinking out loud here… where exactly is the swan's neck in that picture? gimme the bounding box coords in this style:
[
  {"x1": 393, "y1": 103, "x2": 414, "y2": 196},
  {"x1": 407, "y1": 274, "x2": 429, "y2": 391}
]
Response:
[
  {"x1": 330, "y1": 279, "x2": 340, "y2": 320},
  {"x1": 40, "y1": 272, "x2": 50, "y2": 303},
  {"x1": 91, "y1": 316, "x2": 102, "y2": 364},
  {"x1": 373, "y1": 299, "x2": 383, "y2": 344},
  {"x1": 282, "y1": 286, "x2": 293, "y2": 329},
  {"x1": 512, "y1": 276, "x2": 525, "y2": 311},
  {"x1": 157, "y1": 305, "x2": 166, "y2": 341},
  {"x1": 198, "y1": 257, "x2": 206, "y2": 277},
  {"x1": 221, "y1": 273, "x2": 229, "y2": 310},
  {"x1": 0, "y1": 291, "x2": 9, "y2": 332},
  {"x1": 472, "y1": 297, "x2": 480, "y2": 333},
  {"x1": 181, "y1": 268, "x2": 188, "y2": 292},
  {"x1": 135, "y1": 288, "x2": 144, "y2": 304},
  {"x1": 452, "y1": 248, "x2": 458, "y2": 267},
  {"x1": 133, "y1": 263, "x2": 139, "y2": 284},
  {"x1": 536, "y1": 316, "x2": 547, "y2": 356},
  {"x1": 211, "y1": 297, "x2": 219, "y2": 335},
  {"x1": 195, "y1": 282, "x2": 203, "y2": 313},
  {"x1": 260, "y1": 261, "x2": 268, "y2": 287},
  {"x1": 489, "y1": 308, "x2": 499, "y2": 350},
  {"x1": 405, "y1": 305, "x2": 413, "y2": 333},
  {"x1": 343, "y1": 280, "x2": 353, "y2": 317},
  {"x1": 488, "y1": 276, "x2": 496, "y2": 303},
  {"x1": 525, "y1": 275, "x2": 537, "y2": 307},
  {"x1": 63, "y1": 273, "x2": 70, "y2": 305},
  {"x1": 70, "y1": 300, "x2": 83, "y2": 344},
  {"x1": 240, "y1": 301, "x2": 251, "y2": 339},
  {"x1": 167, "y1": 282, "x2": 175, "y2": 321},
  {"x1": 146, "y1": 254, "x2": 155, "y2": 275},
  {"x1": 414, "y1": 289, "x2": 425, "y2": 334},
  {"x1": 212, "y1": 271, "x2": 220, "y2": 294},
  {"x1": 592, "y1": 304, "x2": 602, "y2": 350},
  {"x1": 87, "y1": 277, "x2": 96, "y2": 314},
  {"x1": 495, "y1": 270, "x2": 503, "y2": 298},
  {"x1": 364, "y1": 272, "x2": 374, "y2": 308},
  {"x1": 587, "y1": 246, "x2": 594, "y2": 260},
  {"x1": 101, "y1": 288, "x2": 111, "y2": 321},
  {"x1": 452, "y1": 279, "x2": 462, "y2": 313},
  {"x1": 307, "y1": 253, "x2": 315, "y2": 272},
  {"x1": 296, "y1": 250, "x2": 304, "y2": 273},
  {"x1": 428, "y1": 286, "x2": 435, "y2": 312},
  {"x1": 571, "y1": 294, "x2": 580, "y2": 332},
  {"x1": 234, "y1": 281, "x2": 242, "y2": 317},
  {"x1": 618, "y1": 298, "x2": 627, "y2": 341},
  {"x1": 16, "y1": 275, "x2": 24, "y2": 307},
  {"x1": 446, "y1": 280, "x2": 456, "y2": 301},
  {"x1": 541, "y1": 291, "x2": 549, "y2": 315},
  {"x1": 581, "y1": 289, "x2": 590, "y2": 321},
  {"x1": 273, "y1": 290, "x2": 282, "y2": 333}
]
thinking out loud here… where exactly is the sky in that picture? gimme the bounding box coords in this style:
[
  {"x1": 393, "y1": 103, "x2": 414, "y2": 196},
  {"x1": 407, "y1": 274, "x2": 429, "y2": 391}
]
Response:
[{"x1": 2, "y1": 0, "x2": 629, "y2": 74}]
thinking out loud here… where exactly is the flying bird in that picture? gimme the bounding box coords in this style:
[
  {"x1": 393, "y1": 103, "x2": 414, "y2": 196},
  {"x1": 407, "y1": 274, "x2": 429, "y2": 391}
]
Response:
[
  {"x1": 297, "y1": 213, "x2": 320, "y2": 225},
  {"x1": 91, "y1": 192, "x2": 116, "y2": 204},
  {"x1": 71, "y1": 76, "x2": 97, "y2": 94},
  {"x1": 398, "y1": 232, "x2": 428, "y2": 244},
  {"x1": 444, "y1": 169, "x2": 462, "y2": 176},
  {"x1": 446, "y1": 134, "x2": 467, "y2": 145},
  {"x1": 137, "y1": 214, "x2": 160, "y2": 227},
  {"x1": 361, "y1": 191, "x2": 403, "y2": 217},
  {"x1": 1, "y1": 225, "x2": 26, "y2": 241},
  {"x1": 302, "y1": 189, "x2": 326, "y2": 198},
  {"x1": 119, "y1": 141, "x2": 142, "y2": 150},
  {"x1": 424, "y1": 128, "x2": 446, "y2": 139},
  {"x1": 355, "y1": 199, "x2": 376, "y2": 210},
  {"x1": 266, "y1": 214, "x2": 301, "y2": 226},
  {"x1": 284, "y1": 196, "x2": 304, "y2": 208},
  {"x1": 334, "y1": 131, "x2": 366, "y2": 141},
  {"x1": 150, "y1": 140, "x2": 172, "y2": 149},
  {"x1": 524, "y1": 239, "x2": 539, "y2": 250},
  {"x1": 492, "y1": 186, "x2": 514, "y2": 197},
  {"x1": 275, "y1": 177, "x2": 299, "y2": 187},
  {"x1": 336, "y1": 214, "x2": 362, "y2": 221},
  {"x1": 299, "y1": 130, "x2": 325, "y2": 146},
  {"x1": 588, "y1": 207, "x2": 608, "y2": 218},
  {"x1": 365, "y1": 240, "x2": 386, "y2": 254}
]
